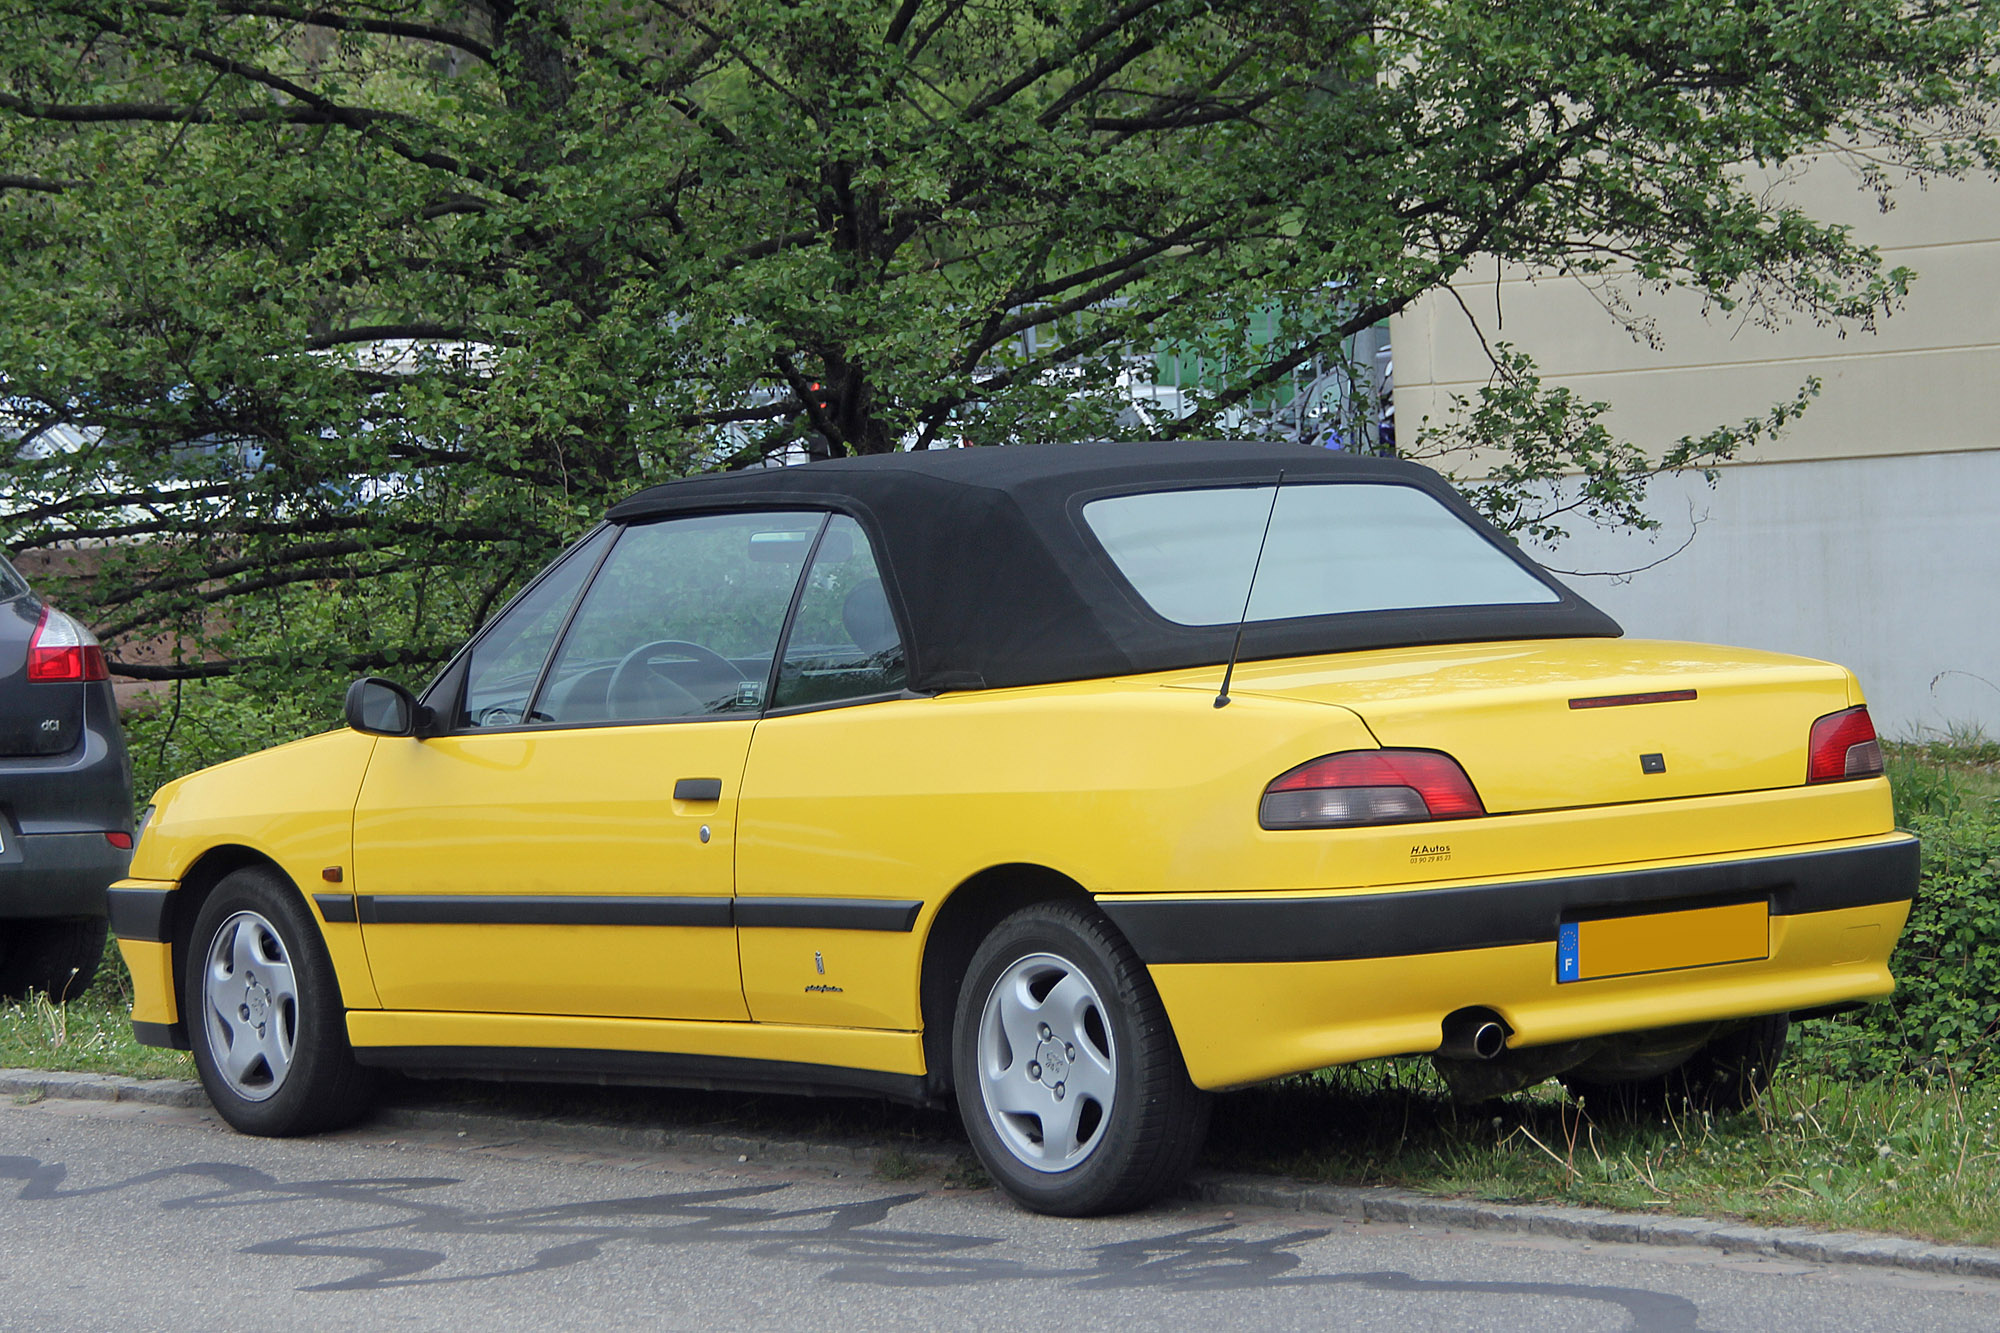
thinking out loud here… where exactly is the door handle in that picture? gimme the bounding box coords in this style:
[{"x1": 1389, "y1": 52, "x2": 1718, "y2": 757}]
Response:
[{"x1": 674, "y1": 777, "x2": 723, "y2": 802}]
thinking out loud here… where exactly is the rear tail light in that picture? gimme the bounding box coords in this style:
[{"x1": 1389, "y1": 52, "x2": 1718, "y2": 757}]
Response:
[
  {"x1": 1261, "y1": 749, "x2": 1486, "y2": 829},
  {"x1": 1807, "y1": 706, "x2": 1883, "y2": 783},
  {"x1": 26, "y1": 605, "x2": 109, "y2": 683}
]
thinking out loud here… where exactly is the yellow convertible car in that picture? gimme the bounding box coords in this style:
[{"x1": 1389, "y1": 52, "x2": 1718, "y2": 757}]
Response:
[{"x1": 108, "y1": 441, "x2": 1916, "y2": 1215}]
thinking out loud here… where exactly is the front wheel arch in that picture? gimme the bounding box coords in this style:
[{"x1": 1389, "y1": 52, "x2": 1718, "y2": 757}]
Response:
[
  {"x1": 182, "y1": 862, "x2": 375, "y2": 1134},
  {"x1": 158, "y1": 846, "x2": 289, "y2": 1036}
]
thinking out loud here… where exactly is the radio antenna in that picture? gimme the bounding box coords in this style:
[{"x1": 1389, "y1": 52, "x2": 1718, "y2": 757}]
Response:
[{"x1": 1215, "y1": 469, "x2": 1285, "y2": 709}]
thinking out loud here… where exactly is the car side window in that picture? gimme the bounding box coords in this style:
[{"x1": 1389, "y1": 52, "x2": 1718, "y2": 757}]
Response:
[
  {"x1": 772, "y1": 515, "x2": 907, "y2": 710},
  {"x1": 457, "y1": 525, "x2": 613, "y2": 729},
  {"x1": 533, "y1": 511, "x2": 822, "y2": 725}
]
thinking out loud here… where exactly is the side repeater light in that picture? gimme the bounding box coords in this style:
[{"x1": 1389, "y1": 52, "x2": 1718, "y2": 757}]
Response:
[
  {"x1": 1261, "y1": 750, "x2": 1486, "y2": 830},
  {"x1": 1807, "y1": 706, "x2": 1883, "y2": 783}
]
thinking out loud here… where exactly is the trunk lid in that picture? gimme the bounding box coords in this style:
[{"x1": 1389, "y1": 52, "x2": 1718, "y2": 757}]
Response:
[{"x1": 1205, "y1": 639, "x2": 1859, "y2": 814}]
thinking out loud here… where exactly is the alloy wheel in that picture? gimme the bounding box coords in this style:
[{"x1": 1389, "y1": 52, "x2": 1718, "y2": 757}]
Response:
[
  {"x1": 975, "y1": 950, "x2": 1118, "y2": 1172},
  {"x1": 199, "y1": 910, "x2": 300, "y2": 1102}
]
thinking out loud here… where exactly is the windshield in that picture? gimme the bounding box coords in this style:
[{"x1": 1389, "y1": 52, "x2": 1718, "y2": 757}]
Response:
[{"x1": 1081, "y1": 482, "x2": 1559, "y2": 627}]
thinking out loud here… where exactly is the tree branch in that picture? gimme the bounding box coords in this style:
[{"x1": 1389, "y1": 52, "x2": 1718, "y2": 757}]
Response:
[
  {"x1": 884, "y1": 0, "x2": 925, "y2": 45},
  {"x1": 1036, "y1": 34, "x2": 1157, "y2": 128},
  {"x1": 108, "y1": 641, "x2": 461, "y2": 681},
  {"x1": 0, "y1": 89, "x2": 399, "y2": 126},
  {"x1": 171, "y1": 39, "x2": 519, "y2": 194},
  {"x1": 0, "y1": 483, "x2": 237, "y2": 530},
  {"x1": 964, "y1": 0, "x2": 1175, "y2": 120},
  {"x1": 195, "y1": 3, "x2": 496, "y2": 65},
  {"x1": 0, "y1": 173, "x2": 79, "y2": 192},
  {"x1": 771, "y1": 352, "x2": 841, "y2": 446},
  {"x1": 304, "y1": 322, "x2": 474, "y2": 350}
]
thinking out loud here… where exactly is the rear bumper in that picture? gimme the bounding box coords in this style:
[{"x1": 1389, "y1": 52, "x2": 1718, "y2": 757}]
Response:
[
  {"x1": 1102, "y1": 838, "x2": 1917, "y2": 965},
  {"x1": 0, "y1": 678, "x2": 133, "y2": 920},
  {"x1": 0, "y1": 831, "x2": 129, "y2": 919},
  {"x1": 1100, "y1": 835, "x2": 1918, "y2": 1089}
]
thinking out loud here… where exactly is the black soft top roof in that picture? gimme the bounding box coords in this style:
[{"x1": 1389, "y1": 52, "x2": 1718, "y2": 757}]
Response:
[{"x1": 607, "y1": 440, "x2": 1620, "y2": 694}]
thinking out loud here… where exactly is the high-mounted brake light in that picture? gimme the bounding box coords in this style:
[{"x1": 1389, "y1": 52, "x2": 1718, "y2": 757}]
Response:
[
  {"x1": 1807, "y1": 706, "x2": 1883, "y2": 783},
  {"x1": 1260, "y1": 750, "x2": 1486, "y2": 829},
  {"x1": 26, "y1": 605, "x2": 108, "y2": 683}
]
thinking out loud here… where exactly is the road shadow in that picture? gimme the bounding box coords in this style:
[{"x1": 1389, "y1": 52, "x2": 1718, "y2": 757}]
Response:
[{"x1": 0, "y1": 1152, "x2": 1708, "y2": 1330}]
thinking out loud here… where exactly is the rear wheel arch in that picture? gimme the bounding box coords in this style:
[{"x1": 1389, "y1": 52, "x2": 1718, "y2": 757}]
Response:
[
  {"x1": 950, "y1": 898, "x2": 1213, "y2": 1214},
  {"x1": 918, "y1": 864, "x2": 1093, "y2": 1100}
]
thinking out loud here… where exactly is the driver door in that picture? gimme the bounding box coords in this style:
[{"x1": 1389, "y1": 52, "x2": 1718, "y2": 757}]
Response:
[{"x1": 351, "y1": 512, "x2": 822, "y2": 1021}]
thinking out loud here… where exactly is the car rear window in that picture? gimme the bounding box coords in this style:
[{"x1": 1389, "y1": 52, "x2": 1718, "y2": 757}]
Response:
[{"x1": 1080, "y1": 482, "x2": 1560, "y2": 627}]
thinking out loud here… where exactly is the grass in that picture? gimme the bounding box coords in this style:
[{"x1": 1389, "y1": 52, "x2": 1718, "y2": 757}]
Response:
[
  {"x1": 0, "y1": 946, "x2": 191, "y2": 1081},
  {"x1": 5, "y1": 734, "x2": 1997, "y2": 1244},
  {"x1": 1204, "y1": 1061, "x2": 2000, "y2": 1247},
  {"x1": 1884, "y1": 732, "x2": 2000, "y2": 820}
]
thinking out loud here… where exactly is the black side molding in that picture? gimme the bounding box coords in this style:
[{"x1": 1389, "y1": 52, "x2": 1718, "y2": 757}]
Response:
[
  {"x1": 360, "y1": 895, "x2": 738, "y2": 928},
  {"x1": 313, "y1": 893, "x2": 358, "y2": 923},
  {"x1": 1101, "y1": 837, "x2": 1921, "y2": 967},
  {"x1": 107, "y1": 886, "x2": 173, "y2": 943},
  {"x1": 343, "y1": 894, "x2": 923, "y2": 932},
  {"x1": 351, "y1": 1045, "x2": 936, "y2": 1105},
  {"x1": 734, "y1": 897, "x2": 924, "y2": 932},
  {"x1": 132, "y1": 1019, "x2": 191, "y2": 1050},
  {"x1": 117, "y1": 885, "x2": 925, "y2": 935}
]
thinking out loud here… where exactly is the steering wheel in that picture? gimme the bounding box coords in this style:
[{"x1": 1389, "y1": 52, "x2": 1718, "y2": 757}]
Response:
[{"x1": 606, "y1": 640, "x2": 744, "y2": 719}]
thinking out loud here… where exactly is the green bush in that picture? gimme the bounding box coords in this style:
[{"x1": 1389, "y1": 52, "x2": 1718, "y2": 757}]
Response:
[
  {"x1": 1791, "y1": 748, "x2": 2000, "y2": 1081},
  {"x1": 123, "y1": 677, "x2": 341, "y2": 809}
]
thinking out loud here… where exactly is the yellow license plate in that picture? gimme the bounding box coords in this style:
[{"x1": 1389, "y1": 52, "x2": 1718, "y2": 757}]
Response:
[{"x1": 1557, "y1": 900, "x2": 1769, "y2": 983}]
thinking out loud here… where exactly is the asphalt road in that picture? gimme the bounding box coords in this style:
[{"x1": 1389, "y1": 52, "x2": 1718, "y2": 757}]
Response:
[{"x1": 3, "y1": 1096, "x2": 1997, "y2": 1333}]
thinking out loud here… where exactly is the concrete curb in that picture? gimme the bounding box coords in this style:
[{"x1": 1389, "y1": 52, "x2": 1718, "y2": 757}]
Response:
[
  {"x1": 1181, "y1": 1177, "x2": 2000, "y2": 1282},
  {"x1": 8, "y1": 1068, "x2": 1999, "y2": 1281},
  {"x1": 0, "y1": 1068, "x2": 206, "y2": 1109}
]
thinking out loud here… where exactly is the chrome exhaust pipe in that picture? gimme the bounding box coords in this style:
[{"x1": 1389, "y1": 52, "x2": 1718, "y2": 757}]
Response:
[{"x1": 1438, "y1": 1010, "x2": 1508, "y2": 1061}]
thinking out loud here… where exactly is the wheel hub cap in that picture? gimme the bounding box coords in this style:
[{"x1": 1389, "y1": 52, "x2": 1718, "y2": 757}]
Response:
[
  {"x1": 1035, "y1": 1037, "x2": 1069, "y2": 1088},
  {"x1": 246, "y1": 972, "x2": 274, "y2": 1020}
]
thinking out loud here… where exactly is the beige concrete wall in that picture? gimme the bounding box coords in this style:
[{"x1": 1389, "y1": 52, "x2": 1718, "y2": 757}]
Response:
[
  {"x1": 1390, "y1": 154, "x2": 2000, "y2": 735},
  {"x1": 1392, "y1": 158, "x2": 2000, "y2": 464}
]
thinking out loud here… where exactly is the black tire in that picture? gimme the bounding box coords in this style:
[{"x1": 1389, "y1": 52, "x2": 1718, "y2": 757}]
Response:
[
  {"x1": 184, "y1": 866, "x2": 375, "y2": 1135},
  {"x1": 0, "y1": 917, "x2": 108, "y2": 1001},
  {"x1": 952, "y1": 900, "x2": 1211, "y2": 1216},
  {"x1": 1568, "y1": 1014, "x2": 1790, "y2": 1118}
]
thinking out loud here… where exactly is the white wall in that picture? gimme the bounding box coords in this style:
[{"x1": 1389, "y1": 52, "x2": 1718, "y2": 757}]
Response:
[{"x1": 1527, "y1": 450, "x2": 2000, "y2": 739}]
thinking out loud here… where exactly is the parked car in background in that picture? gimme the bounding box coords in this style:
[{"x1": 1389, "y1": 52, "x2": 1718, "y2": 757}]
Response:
[
  {"x1": 0, "y1": 553, "x2": 132, "y2": 998},
  {"x1": 109, "y1": 441, "x2": 1915, "y2": 1215}
]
